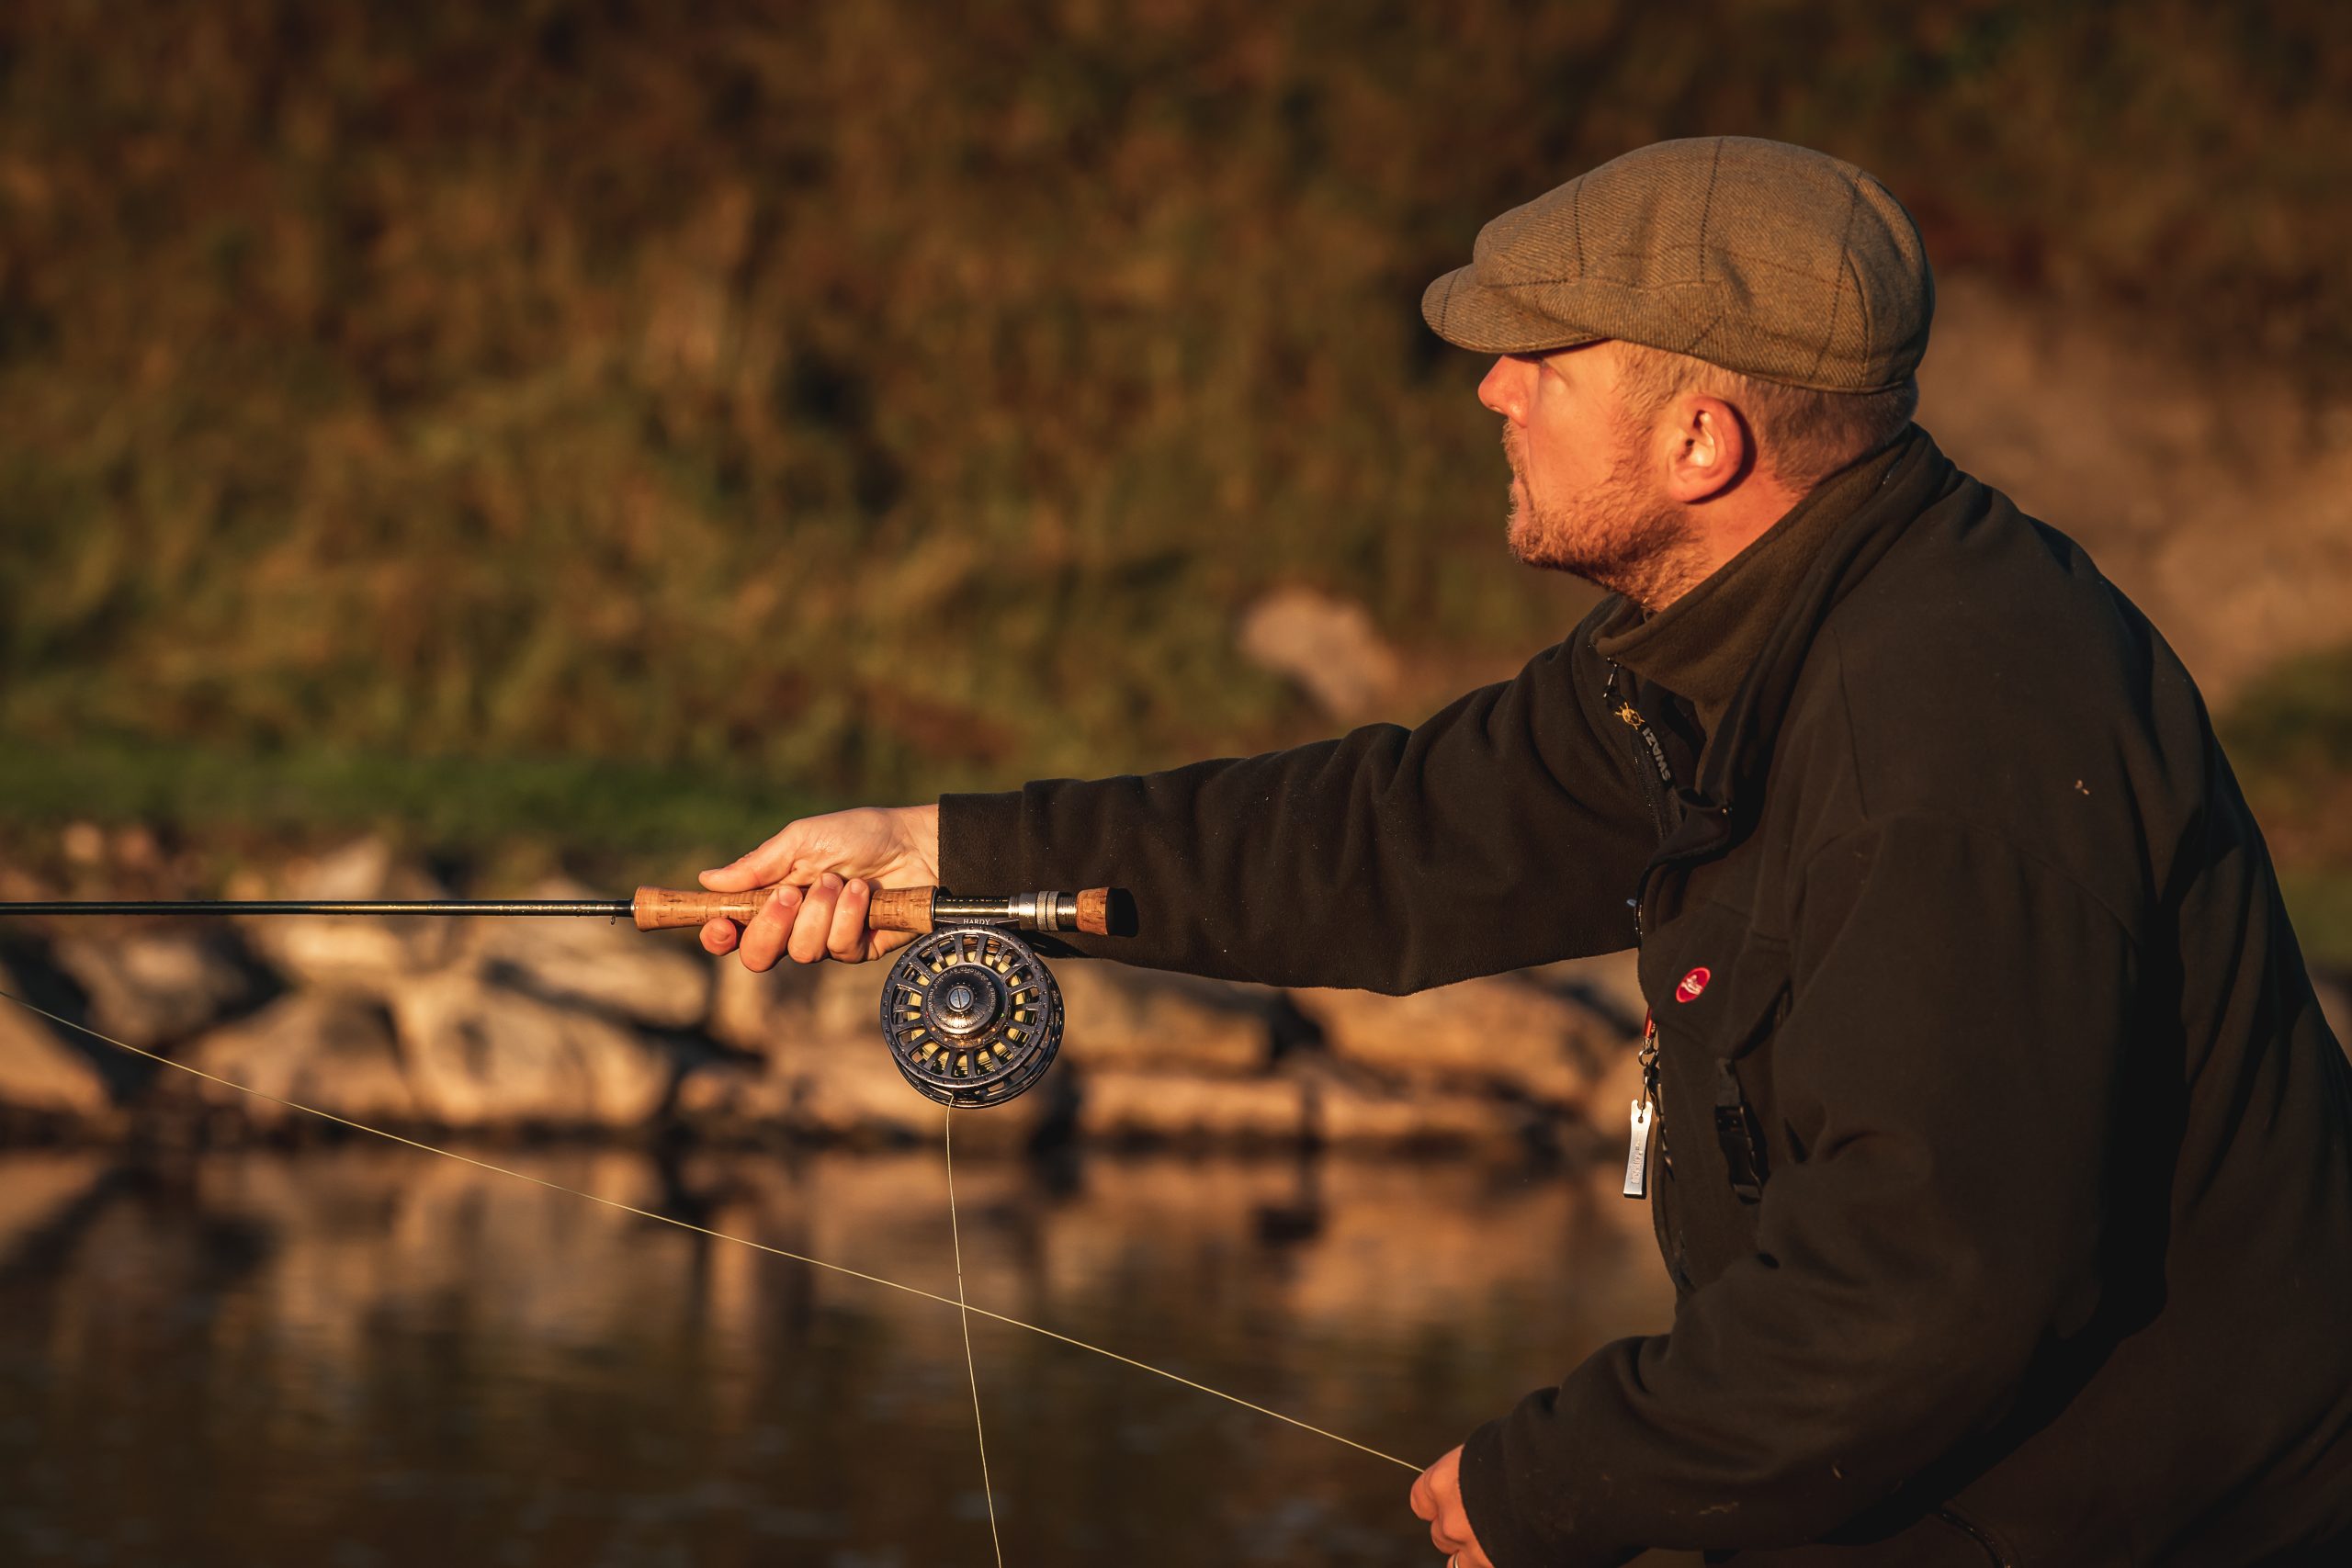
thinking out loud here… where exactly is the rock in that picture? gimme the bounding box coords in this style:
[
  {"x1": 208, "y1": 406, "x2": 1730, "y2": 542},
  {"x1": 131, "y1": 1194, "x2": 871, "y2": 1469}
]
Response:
[
  {"x1": 49, "y1": 930, "x2": 254, "y2": 1047},
  {"x1": 108, "y1": 824, "x2": 164, "y2": 873},
  {"x1": 1528, "y1": 950, "x2": 1647, "y2": 1035},
  {"x1": 174, "y1": 992, "x2": 417, "y2": 1127},
  {"x1": 787, "y1": 1036, "x2": 945, "y2": 1142},
  {"x1": 1052, "y1": 964, "x2": 1272, "y2": 1076},
  {"x1": 390, "y1": 974, "x2": 674, "y2": 1129},
  {"x1": 810, "y1": 960, "x2": 891, "y2": 1040},
  {"x1": 241, "y1": 838, "x2": 466, "y2": 997},
  {"x1": 1290, "y1": 974, "x2": 1623, "y2": 1106},
  {"x1": 1073, "y1": 1068, "x2": 1307, "y2": 1146},
  {"x1": 277, "y1": 836, "x2": 420, "y2": 901},
  {"x1": 0, "y1": 863, "x2": 51, "y2": 901},
  {"x1": 0, "y1": 998, "x2": 112, "y2": 1120},
  {"x1": 1237, "y1": 586, "x2": 1405, "y2": 721},
  {"x1": 60, "y1": 821, "x2": 107, "y2": 866},
  {"x1": 247, "y1": 915, "x2": 466, "y2": 998},
  {"x1": 679, "y1": 1024, "x2": 1059, "y2": 1153},
  {"x1": 706, "y1": 954, "x2": 825, "y2": 1057},
  {"x1": 1302, "y1": 1064, "x2": 1536, "y2": 1150},
  {"x1": 468, "y1": 877, "x2": 712, "y2": 1030}
]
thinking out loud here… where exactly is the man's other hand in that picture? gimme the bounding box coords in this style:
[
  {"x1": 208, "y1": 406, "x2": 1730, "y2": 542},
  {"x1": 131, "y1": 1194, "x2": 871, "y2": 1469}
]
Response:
[
  {"x1": 696, "y1": 804, "x2": 941, "y2": 970},
  {"x1": 1410, "y1": 1445, "x2": 1496, "y2": 1567}
]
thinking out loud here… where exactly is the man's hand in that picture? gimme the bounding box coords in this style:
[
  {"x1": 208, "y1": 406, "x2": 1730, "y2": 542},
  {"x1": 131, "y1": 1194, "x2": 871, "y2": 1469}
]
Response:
[
  {"x1": 697, "y1": 804, "x2": 941, "y2": 971},
  {"x1": 1410, "y1": 1445, "x2": 1496, "y2": 1567}
]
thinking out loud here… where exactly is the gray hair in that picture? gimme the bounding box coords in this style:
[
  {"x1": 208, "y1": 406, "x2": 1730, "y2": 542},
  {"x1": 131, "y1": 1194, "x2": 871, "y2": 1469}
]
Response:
[{"x1": 1613, "y1": 342, "x2": 1917, "y2": 490}]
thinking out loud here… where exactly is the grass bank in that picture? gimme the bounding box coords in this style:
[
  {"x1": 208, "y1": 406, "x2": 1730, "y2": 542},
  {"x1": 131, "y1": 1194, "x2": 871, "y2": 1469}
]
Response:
[
  {"x1": 3, "y1": 1, "x2": 2346, "y2": 955},
  {"x1": 4, "y1": 0, "x2": 2347, "y2": 803}
]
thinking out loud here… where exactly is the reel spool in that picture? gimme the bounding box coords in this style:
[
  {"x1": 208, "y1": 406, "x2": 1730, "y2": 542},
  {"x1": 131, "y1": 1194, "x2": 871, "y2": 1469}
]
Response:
[{"x1": 880, "y1": 924, "x2": 1064, "y2": 1108}]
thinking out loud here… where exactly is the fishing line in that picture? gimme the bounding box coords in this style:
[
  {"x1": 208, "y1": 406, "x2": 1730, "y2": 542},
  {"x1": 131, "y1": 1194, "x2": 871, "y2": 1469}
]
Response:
[
  {"x1": 943, "y1": 1108, "x2": 1004, "y2": 1567},
  {"x1": 0, "y1": 987, "x2": 1421, "y2": 1475}
]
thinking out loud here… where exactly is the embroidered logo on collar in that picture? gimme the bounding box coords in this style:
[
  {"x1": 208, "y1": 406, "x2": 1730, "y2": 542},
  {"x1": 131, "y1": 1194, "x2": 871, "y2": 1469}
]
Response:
[{"x1": 1674, "y1": 966, "x2": 1712, "y2": 1003}]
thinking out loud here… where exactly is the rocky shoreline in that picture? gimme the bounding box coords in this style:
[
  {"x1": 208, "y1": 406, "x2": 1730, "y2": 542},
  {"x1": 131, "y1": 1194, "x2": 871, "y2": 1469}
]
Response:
[{"x1": 1, "y1": 836, "x2": 1653, "y2": 1158}]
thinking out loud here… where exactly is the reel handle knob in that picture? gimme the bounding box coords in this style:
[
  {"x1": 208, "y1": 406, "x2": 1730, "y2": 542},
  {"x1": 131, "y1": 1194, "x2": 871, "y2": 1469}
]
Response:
[
  {"x1": 629, "y1": 885, "x2": 1113, "y2": 936},
  {"x1": 1076, "y1": 886, "x2": 1111, "y2": 936}
]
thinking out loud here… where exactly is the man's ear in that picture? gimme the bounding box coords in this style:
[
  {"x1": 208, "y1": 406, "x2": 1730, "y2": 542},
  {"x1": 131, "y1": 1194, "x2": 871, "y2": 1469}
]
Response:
[{"x1": 1663, "y1": 393, "x2": 1754, "y2": 503}]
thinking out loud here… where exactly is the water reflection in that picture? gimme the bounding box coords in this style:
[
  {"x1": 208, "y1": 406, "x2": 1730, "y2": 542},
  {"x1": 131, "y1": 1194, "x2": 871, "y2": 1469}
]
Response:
[{"x1": 0, "y1": 1146, "x2": 1688, "y2": 1566}]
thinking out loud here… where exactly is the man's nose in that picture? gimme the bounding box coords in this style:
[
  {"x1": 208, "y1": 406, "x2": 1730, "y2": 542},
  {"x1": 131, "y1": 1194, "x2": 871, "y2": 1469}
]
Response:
[{"x1": 1477, "y1": 356, "x2": 1526, "y2": 421}]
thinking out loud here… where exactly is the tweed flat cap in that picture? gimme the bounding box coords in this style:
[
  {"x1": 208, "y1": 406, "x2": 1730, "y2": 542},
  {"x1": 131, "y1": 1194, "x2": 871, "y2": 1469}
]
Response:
[{"x1": 1422, "y1": 136, "x2": 1933, "y2": 392}]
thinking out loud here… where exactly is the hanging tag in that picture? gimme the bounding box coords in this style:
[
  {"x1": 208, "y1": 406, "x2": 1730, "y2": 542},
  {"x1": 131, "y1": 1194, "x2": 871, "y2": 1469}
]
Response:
[{"x1": 1623, "y1": 1100, "x2": 1656, "y2": 1198}]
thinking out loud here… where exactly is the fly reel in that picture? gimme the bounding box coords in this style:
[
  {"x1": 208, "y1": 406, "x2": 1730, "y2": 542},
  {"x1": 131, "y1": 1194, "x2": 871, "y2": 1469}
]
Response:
[
  {"x1": 880, "y1": 924, "x2": 1064, "y2": 1108},
  {"x1": 623, "y1": 881, "x2": 1114, "y2": 1109}
]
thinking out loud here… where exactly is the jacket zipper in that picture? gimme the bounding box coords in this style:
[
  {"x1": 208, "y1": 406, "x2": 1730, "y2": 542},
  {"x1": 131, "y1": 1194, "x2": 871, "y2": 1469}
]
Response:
[
  {"x1": 1603, "y1": 665, "x2": 1678, "y2": 844},
  {"x1": 1607, "y1": 655, "x2": 1679, "y2": 1200},
  {"x1": 1601, "y1": 663, "x2": 1677, "y2": 943}
]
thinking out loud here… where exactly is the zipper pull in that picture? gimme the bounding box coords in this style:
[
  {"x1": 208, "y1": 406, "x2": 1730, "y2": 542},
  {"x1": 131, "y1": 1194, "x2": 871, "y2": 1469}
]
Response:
[
  {"x1": 1623, "y1": 1011, "x2": 1661, "y2": 1199},
  {"x1": 1603, "y1": 664, "x2": 1646, "y2": 729}
]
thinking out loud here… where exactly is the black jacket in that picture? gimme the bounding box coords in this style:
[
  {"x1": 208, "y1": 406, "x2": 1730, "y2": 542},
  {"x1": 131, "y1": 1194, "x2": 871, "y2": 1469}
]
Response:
[{"x1": 940, "y1": 430, "x2": 2352, "y2": 1564}]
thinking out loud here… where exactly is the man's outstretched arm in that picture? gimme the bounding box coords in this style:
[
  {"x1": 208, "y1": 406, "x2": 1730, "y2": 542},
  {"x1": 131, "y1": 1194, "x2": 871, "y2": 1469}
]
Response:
[
  {"x1": 935, "y1": 631, "x2": 1657, "y2": 991},
  {"x1": 700, "y1": 626, "x2": 1659, "y2": 990}
]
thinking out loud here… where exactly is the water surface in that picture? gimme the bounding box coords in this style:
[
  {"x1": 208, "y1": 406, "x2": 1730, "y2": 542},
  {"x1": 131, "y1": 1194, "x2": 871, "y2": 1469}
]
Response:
[{"x1": 0, "y1": 1145, "x2": 1688, "y2": 1566}]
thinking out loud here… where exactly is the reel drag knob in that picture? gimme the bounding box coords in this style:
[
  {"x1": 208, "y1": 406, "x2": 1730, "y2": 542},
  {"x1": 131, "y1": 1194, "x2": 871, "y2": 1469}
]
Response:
[{"x1": 879, "y1": 925, "x2": 1064, "y2": 1108}]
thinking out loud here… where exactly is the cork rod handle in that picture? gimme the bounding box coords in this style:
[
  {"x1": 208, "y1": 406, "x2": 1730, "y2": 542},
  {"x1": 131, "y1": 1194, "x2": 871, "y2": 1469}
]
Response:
[
  {"x1": 629, "y1": 885, "x2": 1112, "y2": 936},
  {"x1": 866, "y1": 886, "x2": 936, "y2": 932},
  {"x1": 630, "y1": 886, "x2": 780, "y2": 931}
]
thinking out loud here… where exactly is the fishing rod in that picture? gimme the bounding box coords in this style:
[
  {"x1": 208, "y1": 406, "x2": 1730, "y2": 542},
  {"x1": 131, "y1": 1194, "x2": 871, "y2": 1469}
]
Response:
[
  {"x1": 1, "y1": 883, "x2": 1121, "y2": 1109},
  {"x1": 0, "y1": 885, "x2": 1111, "y2": 933}
]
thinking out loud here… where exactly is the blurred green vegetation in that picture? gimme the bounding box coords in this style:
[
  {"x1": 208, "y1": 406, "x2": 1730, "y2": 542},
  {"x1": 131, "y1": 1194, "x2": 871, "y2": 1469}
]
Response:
[{"x1": 0, "y1": 0, "x2": 2346, "y2": 951}]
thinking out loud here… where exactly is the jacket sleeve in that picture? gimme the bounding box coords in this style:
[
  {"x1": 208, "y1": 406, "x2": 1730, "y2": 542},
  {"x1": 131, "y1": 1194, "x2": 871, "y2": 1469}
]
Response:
[
  {"x1": 935, "y1": 631, "x2": 1657, "y2": 991},
  {"x1": 1458, "y1": 814, "x2": 2136, "y2": 1564}
]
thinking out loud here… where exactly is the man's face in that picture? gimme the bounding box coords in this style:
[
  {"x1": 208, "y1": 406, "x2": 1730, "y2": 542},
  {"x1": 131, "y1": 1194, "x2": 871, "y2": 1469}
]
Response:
[{"x1": 1478, "y1": 344, "x2": 1679, "y2": 594}]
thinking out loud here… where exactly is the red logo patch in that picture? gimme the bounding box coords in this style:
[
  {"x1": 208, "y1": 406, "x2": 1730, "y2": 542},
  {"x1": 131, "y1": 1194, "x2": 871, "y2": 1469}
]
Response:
[{"x1": 1674, "y1": 966, "x2": 1712, "y2": 1003}]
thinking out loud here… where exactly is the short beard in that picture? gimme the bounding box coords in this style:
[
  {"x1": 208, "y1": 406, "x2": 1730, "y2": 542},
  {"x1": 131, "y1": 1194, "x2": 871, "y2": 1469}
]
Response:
[{"x1": 1502, "y1": 423, "x2": 1703, "y2": 608}]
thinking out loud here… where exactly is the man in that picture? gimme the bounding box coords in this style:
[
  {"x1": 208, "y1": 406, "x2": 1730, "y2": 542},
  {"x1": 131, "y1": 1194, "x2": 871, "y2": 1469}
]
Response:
[{"x1": 696, "y1": 139, "x2": 2352, "y2": 1563}]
